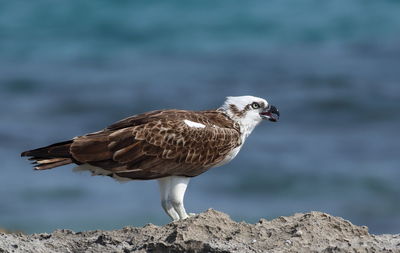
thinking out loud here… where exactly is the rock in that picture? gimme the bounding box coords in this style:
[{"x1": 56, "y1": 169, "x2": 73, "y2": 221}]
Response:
[{"x1": 0, "y1": 209, "x2": 399, "y2": 253}]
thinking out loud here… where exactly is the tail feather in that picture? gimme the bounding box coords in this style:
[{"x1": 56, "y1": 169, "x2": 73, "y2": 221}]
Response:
[
  {"x1": 32, "y1": 158, "x2": 73, "y2": 170},
  {"x1": 21, "y1": 140, "x2": 74, "y2": 170},
  {"x1": 21, "y1": 140, "x2": 72, "y2": 158}
]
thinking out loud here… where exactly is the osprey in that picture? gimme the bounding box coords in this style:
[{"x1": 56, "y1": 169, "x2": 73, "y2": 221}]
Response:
[{"x1": 21, "y1": 96, "x2": 279, "y2": 221}]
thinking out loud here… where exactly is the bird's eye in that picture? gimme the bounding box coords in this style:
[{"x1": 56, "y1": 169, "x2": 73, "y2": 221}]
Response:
[{"x1": 251, "y1": 102, "x2": 260, "y2": 109}]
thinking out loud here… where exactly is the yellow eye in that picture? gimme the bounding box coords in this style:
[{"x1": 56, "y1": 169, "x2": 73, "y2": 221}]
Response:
[{"x1": 251, "y1": 102, "x2": 260, "y2": 109}]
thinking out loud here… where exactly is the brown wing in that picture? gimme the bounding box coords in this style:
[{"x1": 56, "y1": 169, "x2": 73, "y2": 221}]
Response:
[{"x1": 70, "y1": 110, "x2": 241, "y2": 179}]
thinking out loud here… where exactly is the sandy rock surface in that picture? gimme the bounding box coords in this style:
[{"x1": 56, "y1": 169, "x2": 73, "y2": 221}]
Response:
[{"x1": 1, "y1": 209, "x2": 399, "y2": 253}]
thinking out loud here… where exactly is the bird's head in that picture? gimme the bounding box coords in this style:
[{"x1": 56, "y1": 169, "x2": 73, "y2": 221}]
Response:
[{"x1": 220, "y1": 95, "x2": 279, "y2": 135}]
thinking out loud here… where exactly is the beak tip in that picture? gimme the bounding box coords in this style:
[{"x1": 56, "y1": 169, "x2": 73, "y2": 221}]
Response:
[{"x1": 261, "y1": 105, "x2": 279, "y2": 122}]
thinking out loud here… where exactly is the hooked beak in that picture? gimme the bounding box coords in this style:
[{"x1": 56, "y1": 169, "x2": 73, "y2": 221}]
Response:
[{"x1": 260, "y1": 105, "x2": 280, "y2": 122}]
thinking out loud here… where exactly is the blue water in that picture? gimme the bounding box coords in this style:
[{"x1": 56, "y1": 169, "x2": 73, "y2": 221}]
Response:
[{"x1": 1, "y1": 0, "x2": 400, "y2": 234}]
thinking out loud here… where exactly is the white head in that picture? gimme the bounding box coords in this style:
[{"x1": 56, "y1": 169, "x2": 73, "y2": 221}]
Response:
[{"x1": 219, "y1": 95, "x2": 279, "y2": 138}]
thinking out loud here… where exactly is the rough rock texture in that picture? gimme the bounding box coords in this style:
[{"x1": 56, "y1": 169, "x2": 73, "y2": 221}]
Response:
[{"x1": 1, "y1": 209, "x2": 399, "y2": 253}]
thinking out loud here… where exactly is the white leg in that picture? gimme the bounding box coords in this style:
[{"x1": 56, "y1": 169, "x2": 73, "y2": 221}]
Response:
[
  {"x1": 169, "y1": 176, "x2": 191, "y2": 220},
  {"x1": 158, "y1": 177, "x2": 179, "y2": 221}
]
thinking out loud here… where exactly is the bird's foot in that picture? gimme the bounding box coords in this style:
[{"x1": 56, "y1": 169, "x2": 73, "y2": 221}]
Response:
[{"x1": 172, "y1": 213, "x2": 196, "y2": 222}]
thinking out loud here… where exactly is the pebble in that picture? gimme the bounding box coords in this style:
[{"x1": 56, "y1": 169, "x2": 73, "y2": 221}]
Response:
[
  {"x1": 285, "y1": 239, "x2": 292, "y2": 246},
  {"x1": 294, "y1": 230, "x2": 303, "y2": 237}
]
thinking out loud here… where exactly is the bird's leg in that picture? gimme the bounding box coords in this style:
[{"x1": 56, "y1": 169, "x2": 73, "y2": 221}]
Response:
[
  {"x1": 169, "y1": 176, "x2": 191, "y2": 220},
  {"x1": 158, "y1": 177, "x2": 180, "y2": 221}
]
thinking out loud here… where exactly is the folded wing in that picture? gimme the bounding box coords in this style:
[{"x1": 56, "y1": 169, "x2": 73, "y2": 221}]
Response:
[{"x1": 71, "y1": 110, "x2": 241, "y2": 179}]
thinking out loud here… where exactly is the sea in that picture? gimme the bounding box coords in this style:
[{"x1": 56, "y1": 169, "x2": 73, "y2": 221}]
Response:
[{"x1": 0, "y1": 0, "x2": 399, "y2": 234}]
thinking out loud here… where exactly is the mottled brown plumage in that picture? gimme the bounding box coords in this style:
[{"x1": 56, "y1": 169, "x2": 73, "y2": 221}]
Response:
[{"x1": 21, "y1": 110, "x2": 241, "y2": 179}]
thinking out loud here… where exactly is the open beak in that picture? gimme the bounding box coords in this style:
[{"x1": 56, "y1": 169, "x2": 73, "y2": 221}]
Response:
[{"x1": 260, "y1": 105, "x2": 280, "y2": 122}]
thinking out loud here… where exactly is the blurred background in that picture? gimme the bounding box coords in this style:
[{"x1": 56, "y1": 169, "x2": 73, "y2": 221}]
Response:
[{"x1": 1, "y1": 0, "x2": 399, "y2": 234}]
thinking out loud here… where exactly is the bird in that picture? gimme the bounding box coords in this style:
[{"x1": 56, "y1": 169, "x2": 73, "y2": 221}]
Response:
[{"x1": 21, "y1": 95, "x2": 279, "y2": 221}]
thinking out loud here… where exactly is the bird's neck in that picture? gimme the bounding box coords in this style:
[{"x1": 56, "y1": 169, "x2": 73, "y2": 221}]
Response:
[
  {"x1": 237, "y1": 117, "x2": 261, "y2": 141},
  {"x1": 218, "y1": 108, "x2": 261, "y2": 143}
]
